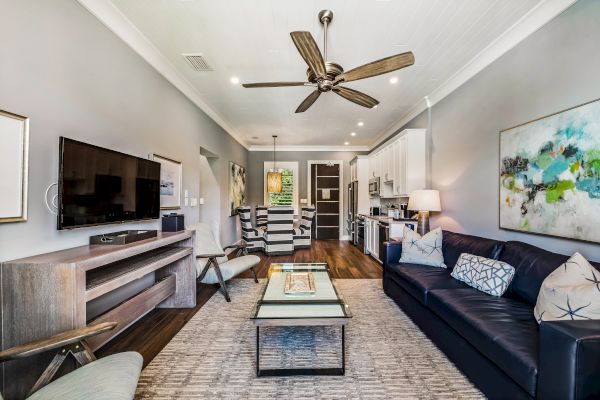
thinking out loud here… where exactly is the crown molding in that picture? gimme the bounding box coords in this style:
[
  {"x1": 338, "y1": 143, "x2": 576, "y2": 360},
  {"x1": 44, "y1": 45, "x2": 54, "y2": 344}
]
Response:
[
  {"x1": 76, "y1": 0, "x2": 248, "y2": 149},
  {"x1": 248, "y1": 145, "x2": 369, "y2": 152},
  {"x1": 370, "y1": 0, "x2": 577, "y2": 151}
]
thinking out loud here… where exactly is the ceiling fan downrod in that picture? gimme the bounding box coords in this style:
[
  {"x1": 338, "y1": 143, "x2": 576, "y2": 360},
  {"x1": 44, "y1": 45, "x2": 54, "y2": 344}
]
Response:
[{"x1": 318, "y1": 10, "x2": 333, "y2": 61}]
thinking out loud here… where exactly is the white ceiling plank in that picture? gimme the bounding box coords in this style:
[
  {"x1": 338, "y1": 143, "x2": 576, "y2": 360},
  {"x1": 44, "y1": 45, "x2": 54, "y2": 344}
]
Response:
[{"x1": 78, "y1": 0, "x2": 577, "y2": 151}]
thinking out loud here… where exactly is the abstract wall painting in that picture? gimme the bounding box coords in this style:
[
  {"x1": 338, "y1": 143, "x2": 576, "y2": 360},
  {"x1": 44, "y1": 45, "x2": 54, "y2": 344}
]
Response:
[
  {"x1": 500, "y1": 99, "x2": 600, "y2": 243},
  {"x1": 229, "y1": 161, "x2": 246, "y2": 216},
  {"x1": 153, "y1": 154, "x2": 182, "y2": 210}
]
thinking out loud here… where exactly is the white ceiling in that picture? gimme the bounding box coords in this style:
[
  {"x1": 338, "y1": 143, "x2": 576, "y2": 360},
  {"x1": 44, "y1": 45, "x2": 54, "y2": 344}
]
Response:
[{"x1": 92, "y1": 0, "x2": 569, "y2": 149}]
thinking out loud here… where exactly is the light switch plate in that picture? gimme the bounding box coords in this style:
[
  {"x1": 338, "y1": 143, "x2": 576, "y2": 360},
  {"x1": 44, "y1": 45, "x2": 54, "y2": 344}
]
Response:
[
  {"x1": 199, "y1": 197, "x2": 205, "y2": 205},
  {"x1": 184, "y1": 197, "x2": 189, "y2": 206},
  {"x1": 190, "y1": 198, "x2": 198, "y2": 207}
]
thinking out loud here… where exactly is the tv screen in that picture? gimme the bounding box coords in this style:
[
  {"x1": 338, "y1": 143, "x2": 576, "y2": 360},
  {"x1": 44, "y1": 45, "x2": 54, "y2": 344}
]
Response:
[{"x1": 58, "y1": 137, "x2": 161, "y2": 230}]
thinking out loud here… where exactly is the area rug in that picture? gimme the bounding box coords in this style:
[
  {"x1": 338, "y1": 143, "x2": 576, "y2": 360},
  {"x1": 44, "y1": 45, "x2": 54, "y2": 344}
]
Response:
[{"x1": 136, "y1": 279, "x2": 484, "y2": 399}]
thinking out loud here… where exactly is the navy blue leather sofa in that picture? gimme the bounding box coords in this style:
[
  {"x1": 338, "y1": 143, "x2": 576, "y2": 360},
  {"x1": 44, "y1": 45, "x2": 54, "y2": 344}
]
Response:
[{"x1": 383, "y1": 231, "x2": 600, "y2": 400}]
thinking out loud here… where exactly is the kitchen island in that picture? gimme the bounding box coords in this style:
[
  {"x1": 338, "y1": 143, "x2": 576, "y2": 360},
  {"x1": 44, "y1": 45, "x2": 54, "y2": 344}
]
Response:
[{"x1": 359, "y1": 214, "x2": 416, "y2": 263}]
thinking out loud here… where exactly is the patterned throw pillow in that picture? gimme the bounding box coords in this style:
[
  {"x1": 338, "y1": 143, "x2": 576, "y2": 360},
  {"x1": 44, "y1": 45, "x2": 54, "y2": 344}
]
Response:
[
  {"x1": 534, "y1": 252, "x2": 600, "y2": 324},
  {"x1": 399, "y1": 226, "x2": 446, "y2": 268},
  {"x1": 451, "y1": 253, "x2": 515, "y2": 296}
]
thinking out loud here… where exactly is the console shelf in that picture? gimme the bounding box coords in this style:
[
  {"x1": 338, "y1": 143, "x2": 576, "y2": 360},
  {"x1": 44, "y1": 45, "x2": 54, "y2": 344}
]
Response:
[
  {"x1": 85, "y1": 246, "x2": 192, "y2": 301},
  {"x1": 0, "y1": 230, "x2": 196, "y2": 399},
  {"x1": 87, "y1": 274, "x2": 177, "y2": 350}
]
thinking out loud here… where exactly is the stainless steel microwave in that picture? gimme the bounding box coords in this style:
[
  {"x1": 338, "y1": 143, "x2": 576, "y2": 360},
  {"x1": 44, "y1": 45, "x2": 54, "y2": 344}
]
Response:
[{"x1": 369, "y1": 177, "x2": 380, "y2": 196}]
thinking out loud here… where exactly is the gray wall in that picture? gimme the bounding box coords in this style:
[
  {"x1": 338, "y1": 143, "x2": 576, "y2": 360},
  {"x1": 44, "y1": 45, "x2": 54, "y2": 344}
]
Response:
[
  {"x1": 247, "y1": 151, "x2": 367, "y2": 234},
  {"x1": 378, "y1": 0, "x2": 600, "y2": 261},
  {"x1": 0, "y1": 0, "x2": 247, "y2": 262}
]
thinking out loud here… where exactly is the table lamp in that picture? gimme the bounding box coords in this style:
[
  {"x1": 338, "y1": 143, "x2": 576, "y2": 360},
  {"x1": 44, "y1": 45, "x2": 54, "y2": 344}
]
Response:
[{"x1": 408, "y1": 190, "x2": 441, "y2": 236}]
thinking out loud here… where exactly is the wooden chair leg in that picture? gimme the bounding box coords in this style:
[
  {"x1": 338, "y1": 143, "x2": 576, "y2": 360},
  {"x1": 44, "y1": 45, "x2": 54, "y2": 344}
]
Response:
[
  {"x1": 72, "y1": 340, "x2": 96, "y2": 366},
  {"x1": 211, "y1": 259, "x2": 231, "y2": 302},
  {"x1": 197, "y1": 259, "x2": 212, "y2": 282},
  {"x1": 28, "y1": 351, "x2": 67, "y2": 396},
  {"x1": 27, "y1": 340, "x2": 94, "y2": 397},
  {"x1": 250, "y1": 266, "x2": 259, "y2": 283}
]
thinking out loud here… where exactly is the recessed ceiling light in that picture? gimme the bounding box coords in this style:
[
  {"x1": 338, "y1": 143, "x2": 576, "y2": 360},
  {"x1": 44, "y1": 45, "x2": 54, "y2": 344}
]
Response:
[
  {"x1": 357, "y1": 121, "x2": 364, "y2": 127},
  {"x1": 230, "y1": 76, "x2": 240, "y2": 84},
  {"x1": 344, "y1": 142, "x2": 349, "y2": 146},
  {"x1": 350, "y1": 132, "x2": 356, "y2": 136},
  {"x1": 389, "y1": 77, "x2": 399, "y2": 84}
]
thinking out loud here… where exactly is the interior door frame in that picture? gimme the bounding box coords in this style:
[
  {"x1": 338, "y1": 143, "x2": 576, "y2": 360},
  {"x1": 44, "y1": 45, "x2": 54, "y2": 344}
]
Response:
[{"x1": 307, "y1": 160, "x2": 344, "y2": 240}]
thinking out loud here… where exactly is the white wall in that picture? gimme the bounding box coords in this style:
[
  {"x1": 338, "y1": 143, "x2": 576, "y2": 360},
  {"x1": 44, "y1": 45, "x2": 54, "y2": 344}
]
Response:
[
  {"x1": 0, "y1": 0, "x2": 247, "y2": 262},
  {"x1": 379, "y1": 0, "x2": 600, "y2": 261}
]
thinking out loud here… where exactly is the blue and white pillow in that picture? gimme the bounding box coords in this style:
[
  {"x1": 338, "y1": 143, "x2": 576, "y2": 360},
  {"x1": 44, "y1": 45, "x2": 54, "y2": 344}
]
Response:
[
  {"x1": 399, "y1": 226, "x2": 446, "y2": 268},
  {"x1": 451, "y1": 253, "x2": 515, "y2": 296},
  {"x1": 534, "y1": 252, "x2": 600, "y2": 323}
]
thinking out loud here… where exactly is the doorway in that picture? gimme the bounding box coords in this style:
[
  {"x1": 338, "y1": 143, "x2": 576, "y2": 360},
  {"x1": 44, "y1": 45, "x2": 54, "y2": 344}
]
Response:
[{"x1": 308, "y1": 161, "x2": 343, "y2": 240}]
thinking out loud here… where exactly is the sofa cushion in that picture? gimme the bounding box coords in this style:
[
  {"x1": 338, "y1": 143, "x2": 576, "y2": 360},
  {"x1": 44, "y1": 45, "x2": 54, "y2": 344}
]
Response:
[
  {"x1": 386, "y1": 263, "x2": 469, "y2": 305},
  {"x1": 428, "y1": 288, "x2": 539, "y2": 396},
  {"x1": 501, "y1": 242, "x2": 600, "y2": 306},
  {"x1": 399, "y1": 226, "x2": 446, "y2": 268},
  {"x1": 451, "y1": 253, "x2": 515, "y2": 296},
  {"x1": 534, "y1": 252, "x2": 600, "y2": 323},
  {"x1": 501, "y1": 241, "x2": 571, "y2": 306},
  {"x1": 442, "y1": 231, "x2": 505, "y2": 270}
]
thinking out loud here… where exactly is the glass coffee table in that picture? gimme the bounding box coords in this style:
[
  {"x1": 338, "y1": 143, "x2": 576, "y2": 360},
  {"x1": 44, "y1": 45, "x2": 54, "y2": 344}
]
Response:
[{"x1": 251, "y1": 263, "x2": 351, "y2": 376}]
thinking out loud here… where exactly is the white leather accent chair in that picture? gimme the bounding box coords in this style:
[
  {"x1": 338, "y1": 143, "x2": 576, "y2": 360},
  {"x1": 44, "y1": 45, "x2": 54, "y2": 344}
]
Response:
[
  {"x1": 0, "y1": 322, "x2": 141, "y2": 400},
  {"x1": 190, "y1": 222, "x2": 260, "y2": 302}
]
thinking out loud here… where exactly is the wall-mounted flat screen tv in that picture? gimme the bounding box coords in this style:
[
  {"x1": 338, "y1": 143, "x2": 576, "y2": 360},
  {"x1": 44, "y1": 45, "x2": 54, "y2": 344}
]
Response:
[{"x1": 58, "y1": 137, "x2": 161, "y2": 230}]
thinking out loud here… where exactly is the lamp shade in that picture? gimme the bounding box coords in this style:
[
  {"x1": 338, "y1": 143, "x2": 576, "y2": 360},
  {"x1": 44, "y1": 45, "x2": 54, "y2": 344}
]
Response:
[
  {"x1": 267, "y1": 171, "x2": 282, "y2": 193},
  {"x1": 408, "y1": 189, "x2": 441, "y2": 212}
]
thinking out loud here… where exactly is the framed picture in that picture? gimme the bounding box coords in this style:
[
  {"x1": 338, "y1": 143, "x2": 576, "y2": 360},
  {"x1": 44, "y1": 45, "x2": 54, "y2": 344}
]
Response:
[
  {"x1": 499, "y1": 98, "x2": 600, "y2": 243},
  {"x1": 152, "y1": 154, "x2": 182, "y2": 210},
  {"x1": 229, "y1": 161, "x2": 246, "y2": 216},
  {"x1": 0, "y1": 110, "x2": 29, "y2": 223}
]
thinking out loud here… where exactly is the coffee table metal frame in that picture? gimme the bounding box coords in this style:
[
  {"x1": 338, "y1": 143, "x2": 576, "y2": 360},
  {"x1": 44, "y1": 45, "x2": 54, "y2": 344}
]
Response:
[{"x1": 251, "y1": 263, "x2": 351, "y2": 377}]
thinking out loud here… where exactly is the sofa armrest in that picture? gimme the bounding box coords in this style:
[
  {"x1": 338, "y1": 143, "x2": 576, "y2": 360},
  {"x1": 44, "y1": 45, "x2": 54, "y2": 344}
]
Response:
[
  {"x1": 382, "y1": 241, "x2": 402, "y2": 274},
  {"x1": 538, "y1": 320, "x2": 600, "y2": 400}
]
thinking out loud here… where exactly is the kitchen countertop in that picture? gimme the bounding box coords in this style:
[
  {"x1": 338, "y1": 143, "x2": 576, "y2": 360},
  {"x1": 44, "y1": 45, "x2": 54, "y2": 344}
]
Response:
[{"x1": 358, "y1": 214, "x2": 417, "y2": 225}]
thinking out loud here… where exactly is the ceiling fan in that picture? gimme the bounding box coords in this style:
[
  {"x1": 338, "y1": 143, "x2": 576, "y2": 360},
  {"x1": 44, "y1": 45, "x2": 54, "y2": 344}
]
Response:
[{"x1": 242, "y1": 9, "x2": 415, "y2": 113}]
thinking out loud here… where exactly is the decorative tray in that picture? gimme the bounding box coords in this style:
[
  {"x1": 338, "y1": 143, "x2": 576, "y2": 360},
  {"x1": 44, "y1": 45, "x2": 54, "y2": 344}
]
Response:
[{"x1": 284, "y1": 272, "x2": 316, "y2": 294}]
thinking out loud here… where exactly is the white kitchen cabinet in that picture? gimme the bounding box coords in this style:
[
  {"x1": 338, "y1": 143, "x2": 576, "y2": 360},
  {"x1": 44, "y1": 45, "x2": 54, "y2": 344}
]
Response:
[
  {"x1": 364, "y1": 217, "x2": 379, "y2": 260},
  {"x1": 368, "y1": 128, "x2": 426, "y2": 198},
  {"x1": 397, "y1": 131, "x2": 426, "y2": 196},
  {"x1": 392, "y1": 140, "x2": 401, "y2": 196}
]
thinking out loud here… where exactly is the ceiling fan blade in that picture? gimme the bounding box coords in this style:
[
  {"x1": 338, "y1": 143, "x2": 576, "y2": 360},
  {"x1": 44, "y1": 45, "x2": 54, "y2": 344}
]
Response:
[
  {"x1": 335, "y1": 51, "x2": 415, "y2": 84},
  {"x1": 242, "y1": 82, "x2": 309, "y2": 88},
  {"x1": 290, "y1": 31, "x2": 326, "y2": 78},
  {"x1": 332, "y1": 86, "x2": 379, "y2": 108},
  {"x1": 295, "y1": 90, "x2": 321, "y2": 113}
]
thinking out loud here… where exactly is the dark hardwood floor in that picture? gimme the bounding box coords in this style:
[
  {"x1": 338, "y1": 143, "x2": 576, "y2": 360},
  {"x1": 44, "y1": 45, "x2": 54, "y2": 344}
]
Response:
[{"x1": 98, "y1": 240, "x2": 381, "y2": 367}]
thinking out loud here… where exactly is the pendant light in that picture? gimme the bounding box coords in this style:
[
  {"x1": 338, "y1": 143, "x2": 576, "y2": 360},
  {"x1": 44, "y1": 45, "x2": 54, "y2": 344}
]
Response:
[{"x1": 267, "y1": 135, "x2": 282, "y2": 193}]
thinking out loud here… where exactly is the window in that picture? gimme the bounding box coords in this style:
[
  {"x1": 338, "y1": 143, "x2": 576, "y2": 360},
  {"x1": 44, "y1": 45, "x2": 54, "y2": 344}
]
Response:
[
  {"x1": 263, "y1": 161, "x2": 299, "y2": 213},
  {"x1": 268, "y1": 168, "x2": 293, "y2": 206}
]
